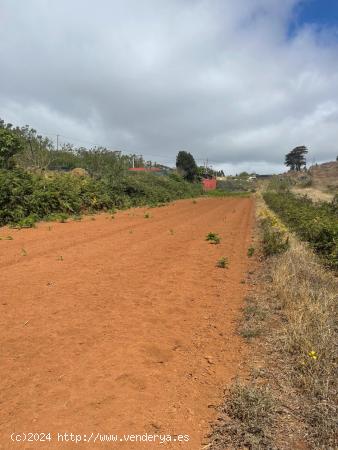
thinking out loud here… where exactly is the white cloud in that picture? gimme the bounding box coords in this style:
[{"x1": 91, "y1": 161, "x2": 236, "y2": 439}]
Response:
[{"x1": 0, "y1": 0, "x2": 337, "y2": 173}]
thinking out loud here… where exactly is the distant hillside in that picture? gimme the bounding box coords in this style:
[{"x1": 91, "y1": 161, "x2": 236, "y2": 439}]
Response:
[
  {"x1": 308, "y1": 161, "x2": 338, "y2": 190},
  {"x1": 282, "y1": 160, "x2": 337, "y2": 191}
]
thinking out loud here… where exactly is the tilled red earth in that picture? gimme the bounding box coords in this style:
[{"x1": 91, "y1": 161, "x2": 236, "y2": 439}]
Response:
[{"x1": 0, "y1": 197, "x2": 254, "y2": 449}]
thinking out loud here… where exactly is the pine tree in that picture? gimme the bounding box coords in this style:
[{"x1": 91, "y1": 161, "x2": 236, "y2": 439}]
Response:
[
  {"x1": 176, "y1": 151, "x2": 198, "y2": 182},
  {"x1": 285, "y1": 146, "x2": 308, "y2": 171}
]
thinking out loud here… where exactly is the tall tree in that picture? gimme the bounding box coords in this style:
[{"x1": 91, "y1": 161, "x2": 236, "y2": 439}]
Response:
[
  {"x1": 15, "y1": 125, "x2": 54, "y2": 171},
  {"x1": 285, "y1": 146, "x2": 308, "y2": 171},
  {"x1": 176, "y1": 151, "x2": 197, "y2": 182},
  {"x1": 0, "y1": 123, "x2": 23, "y2": 169}
]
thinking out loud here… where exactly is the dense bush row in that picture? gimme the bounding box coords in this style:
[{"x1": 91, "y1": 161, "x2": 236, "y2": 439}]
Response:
[
  {"x1": 263, "y1": 192, "x2": 338, "y2": 269},
  {"x1": 0, "y1": 169, "x2": 202, "y2": 227}
]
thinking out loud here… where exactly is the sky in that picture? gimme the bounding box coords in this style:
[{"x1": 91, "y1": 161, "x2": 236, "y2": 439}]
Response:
[{"x1": 0, "y1": 0, "x2": 338, "y2": 174}]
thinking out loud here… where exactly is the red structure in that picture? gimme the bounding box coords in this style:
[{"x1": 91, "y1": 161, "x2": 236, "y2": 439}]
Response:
[{"x1": 202, "y1": 178, "x2": 217, "y2": 191}]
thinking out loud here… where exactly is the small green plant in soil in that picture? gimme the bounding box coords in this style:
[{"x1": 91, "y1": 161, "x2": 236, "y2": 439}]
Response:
[
  {"x1": 216, "y1": 257, "x2": 229, "y2": 268},
  {"x1": 12, "y1": 215, "x2": 38, "y2": 229},
  {"x1": 144, "y1": 212, "x2": 150, "y2": 218},
  {"x1": 58, "y1": 213, "x2": 69, "y2": 223},
  {"x1": 206, "y1": 232, "x2": 221, "y2": 244},
  {"x1": 0, "y1": 236, "x2": 13, "y2": 240},
  {"x1": 247, "y1": 246, "x2": 255, "y2": 257}
]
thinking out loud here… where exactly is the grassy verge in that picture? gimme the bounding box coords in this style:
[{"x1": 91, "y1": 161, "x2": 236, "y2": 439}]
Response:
[
  {"x1": 268, "y1": 239, "x2": 337, "y2": 448},
  {"x1": 207, "y1": 195, "x2": 337, "y2": 449}
]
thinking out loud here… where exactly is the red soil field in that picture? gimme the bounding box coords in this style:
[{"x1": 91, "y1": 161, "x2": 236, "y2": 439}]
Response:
[{"x1": 0, "y1": 197, "x2": 254, "y2": 449}]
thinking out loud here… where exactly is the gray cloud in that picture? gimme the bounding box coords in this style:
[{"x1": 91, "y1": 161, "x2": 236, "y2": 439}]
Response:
[{"x1": 0, "y1": 0, "x2": 337, "y2": 173}]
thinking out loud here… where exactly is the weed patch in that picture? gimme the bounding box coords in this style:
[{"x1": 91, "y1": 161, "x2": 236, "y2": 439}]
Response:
[
  {"x1": 206, "y1": 232, "x2": 221, "y2": 244},
  {"x1": 216, "y1": 257, "x2": 229, "y2": 268},
  {"x1": 239, "y1": 297, "x2": 267, "y2": 341},
  {"x1": 208, "y1": 383, "x2": 276, "y2": 449},
  {"x1": 247, "y1": 246, "x2": 255, "y2": 257}
]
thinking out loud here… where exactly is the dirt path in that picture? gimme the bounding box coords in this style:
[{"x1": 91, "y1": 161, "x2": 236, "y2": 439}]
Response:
[{"x1": 0, "y1": 197, "x2": 254, "y2": 449}]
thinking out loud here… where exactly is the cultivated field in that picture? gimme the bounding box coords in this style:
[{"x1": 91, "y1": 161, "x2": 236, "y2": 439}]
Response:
[{"x1": 0, "y1": 197, "x2": 254, "y2": 449}]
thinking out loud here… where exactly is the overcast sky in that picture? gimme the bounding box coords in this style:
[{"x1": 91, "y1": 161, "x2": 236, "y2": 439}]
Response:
[{"x1": 1, "y1": 0, "x2": 338, "y2": 174}]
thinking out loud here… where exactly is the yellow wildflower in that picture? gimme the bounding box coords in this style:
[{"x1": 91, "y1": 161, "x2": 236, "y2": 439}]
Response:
[{"x1": 308, "y1": 350, "x2": 317, "y2": 360}]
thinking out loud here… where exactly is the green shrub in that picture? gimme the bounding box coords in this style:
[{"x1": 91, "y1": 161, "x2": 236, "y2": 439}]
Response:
[
  {"x1": 15, "y1": 214, "x2": 38, "y2": 229},
  {"x1": 217, "y1": 177, "x2": 253, "y2": 192},
  {"x1": 0, "y1": 169, "x2": 202, "y2": 227},
  {"x1": 263, "y1": 192, "x2": 337, "y2": 269},
  {"x1": 247, "y1": 246, "x2": 255, "y2": 257},
  {"x1": 206, "y1": 232, "x2": 221, "y2": 244},
  {"x1": 261, "y1": 222, "x2": 289, "y2": 257},
  {"x1": 267, "y1": 175, "x2": 292, "y2": 192},
  {"x1": 216, "y1": 257, "x2": 229, "y2": 268}
]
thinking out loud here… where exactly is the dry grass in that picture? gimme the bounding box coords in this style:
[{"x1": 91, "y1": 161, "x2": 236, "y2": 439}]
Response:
[
  {"x1": 270, "y1": 240, "x2": 337, "y2": 447},
  {"x1": 260, "y1": 183, "x2": 337, "y2": 447},
  {"x1": 292, "y1": 187, "x2": 334, "y2": 203},
  {"x1": 239, "y1": 297, "x2": 267, "y2": 340},
  {"x1": 207, "y1": 383, "x2": 276, "y2": 449}
]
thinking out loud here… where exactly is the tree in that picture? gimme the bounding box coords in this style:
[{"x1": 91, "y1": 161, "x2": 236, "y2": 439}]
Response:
[
  {"x1": 238, "y1": 171, "x2": 249, "y2": 178},
  {"x1": 196, "y1": 165, "x2": 213, "y2": 180},
  {"x1": 285, "y1": 146, "x2": 308, "y2": 171},
  {"x1": 0, "y1": 124, "x2": 23, "y2": 169},
  {"x1": 176, "y1": 151, "x2": 197, "y2": 182},
  {"x1": 15, "y1": 125, "x2": 54, "y2": 171}
]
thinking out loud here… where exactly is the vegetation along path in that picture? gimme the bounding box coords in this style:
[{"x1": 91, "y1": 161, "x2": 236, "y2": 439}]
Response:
[{"x1": 0, "y1": 197, "x2": 254, "y2": 449}]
